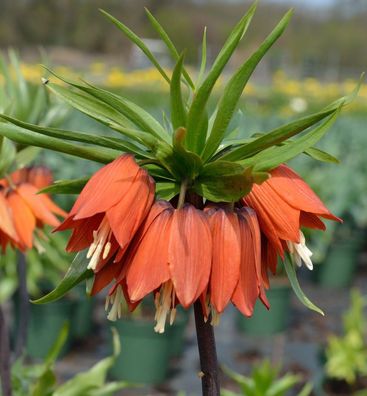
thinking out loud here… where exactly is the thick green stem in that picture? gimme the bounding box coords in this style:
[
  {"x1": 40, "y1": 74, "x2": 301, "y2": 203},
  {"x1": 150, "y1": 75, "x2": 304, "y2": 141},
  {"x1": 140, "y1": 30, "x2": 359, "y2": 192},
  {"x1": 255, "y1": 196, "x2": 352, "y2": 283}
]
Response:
[{"x1": 177, "y1": 179, "x2": 188, "y2": 209}]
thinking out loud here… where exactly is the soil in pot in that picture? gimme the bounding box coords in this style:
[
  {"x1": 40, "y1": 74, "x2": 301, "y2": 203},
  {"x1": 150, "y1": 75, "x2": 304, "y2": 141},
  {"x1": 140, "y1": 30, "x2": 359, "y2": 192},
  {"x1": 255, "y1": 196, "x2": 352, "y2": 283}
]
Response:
[{"x1": 323, "y1": 376, "x2": 367, "y2": 395}]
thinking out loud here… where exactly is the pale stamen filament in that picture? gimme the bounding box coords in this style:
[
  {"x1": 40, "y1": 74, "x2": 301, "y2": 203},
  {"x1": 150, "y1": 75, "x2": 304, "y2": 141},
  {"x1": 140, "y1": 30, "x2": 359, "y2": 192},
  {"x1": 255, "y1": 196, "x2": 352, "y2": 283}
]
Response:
[
  {"x1": 106, "y1": 285, "x2": 125, "y2": 321},
  {"x1": 154, "y1": 281, "x2": 175, "y2": 334},
  {"x1": 86, "y1": 217, "x2": 112, "y2": 271},
  {"x1": 287, "y1": 231, "x2": 313, "y2": 270}
]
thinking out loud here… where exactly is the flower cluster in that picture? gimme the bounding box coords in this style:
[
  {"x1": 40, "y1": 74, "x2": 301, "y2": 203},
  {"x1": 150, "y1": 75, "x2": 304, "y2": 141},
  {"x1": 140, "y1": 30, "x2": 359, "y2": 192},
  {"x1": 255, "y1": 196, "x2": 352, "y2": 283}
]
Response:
[
  {"x1": 57, "y1": 155, "x2": 340, "y2": 332},
  {"x1": 0, "y1": 167, "x2": 66, "y2": 252}
]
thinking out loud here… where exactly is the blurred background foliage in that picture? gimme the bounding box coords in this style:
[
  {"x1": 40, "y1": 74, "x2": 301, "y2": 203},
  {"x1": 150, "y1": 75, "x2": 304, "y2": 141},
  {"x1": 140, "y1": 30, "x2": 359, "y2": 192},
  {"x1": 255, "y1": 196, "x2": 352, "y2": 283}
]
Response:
[{"x1": 0, "y1": 0, "x2": 365, "y2": 79}]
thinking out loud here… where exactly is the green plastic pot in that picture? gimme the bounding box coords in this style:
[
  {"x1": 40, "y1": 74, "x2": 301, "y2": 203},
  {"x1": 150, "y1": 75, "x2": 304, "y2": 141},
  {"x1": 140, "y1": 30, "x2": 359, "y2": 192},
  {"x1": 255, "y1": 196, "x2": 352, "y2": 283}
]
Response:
[
  {"x1": 237, "y1": 284, "x2": 291, "y2": 335},
  {"x1": 167, "y1": 308, "x2": 190, "y2": 358},
  {"x1": 315, "y1": 237, "x2": 363, "y2": 288},
  {"x1": 26, "y1": 299, "x2": 73, "y2": 359},
  {"x1": 70, "y1": 289, "x2": 95, "y2": 340},
  {"x1": 109, "y1": 318, "x2": 172, "y2": 384}
]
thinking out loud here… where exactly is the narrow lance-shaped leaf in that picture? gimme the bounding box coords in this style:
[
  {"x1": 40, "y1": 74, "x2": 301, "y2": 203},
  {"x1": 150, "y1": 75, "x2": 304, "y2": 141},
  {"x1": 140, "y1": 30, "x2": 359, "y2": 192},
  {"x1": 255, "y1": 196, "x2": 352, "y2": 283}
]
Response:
[
  {"x1": 283, "y1": 255, "x2": 324, "y2": 316},
  {"x1": 100, "y1": 9, "x2": 170, "y2": 84},
  {"x1": 196, "y1": 27, "x2": 207, "y2": 87},
  {"x1": 44, "y1": 68, "x2": 171, "y2": 142},
  {"x1": 202, "y1": 10, "x2": 293, "y2": 162},
  {"x1": 0, "y1": 113, "x2": 152, "y2": 158},
  {"x1": 32, "y1": 251, "x2": 93, "y2": 304},
  {"x1": 185, "y1": 1, "x2": 258, "y2": 153},
  {"x1": 0, "y1": 124, "x2": 119, "y2": 164},
  {"x1": 245, "y1": 109, "x2": 340, "y2": 171},
  {"x1": 45, "y1": 82, "x2": 132, "y2": 130},
  {"x1": 221, "y1": 76, "x2": 363, "y2": 162},
  {"x1": 304, "y1": 147, "x2": 339, "y2": 164},
  {"x1": 39, "y1": 177, "x2": 89, "y2": 195},
  {"x1": 144, "y1": 8, "x2": 195, "y2": 89},
  {"x1": 170, "y1": 54, "x2": 187, "y2": 130}
]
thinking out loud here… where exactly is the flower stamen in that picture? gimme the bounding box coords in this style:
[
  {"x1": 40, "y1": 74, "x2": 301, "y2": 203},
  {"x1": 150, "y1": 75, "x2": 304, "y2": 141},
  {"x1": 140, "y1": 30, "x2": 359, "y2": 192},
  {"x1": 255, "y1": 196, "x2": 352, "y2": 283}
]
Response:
[
  {"x1": 106, "y1": 285, "x2": 125, "y2": 321},
  {"x1": 87, "y1": 216, "x2": 112, "y2": 270},
  {"x1": 287, "y1": 231, "x2": 313, "y2": 270}
]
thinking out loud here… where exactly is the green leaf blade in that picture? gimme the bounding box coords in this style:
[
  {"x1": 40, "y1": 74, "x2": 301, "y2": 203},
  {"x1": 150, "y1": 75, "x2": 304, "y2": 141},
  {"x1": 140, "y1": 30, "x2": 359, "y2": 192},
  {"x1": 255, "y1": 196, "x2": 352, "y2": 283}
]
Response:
[
  {"x1": 170, "y1": 54, "x2": 187, "y2": 130},
  {"x1": 32, "y1": 251, "x2": 93, "y2": 304},
  {"x1": 203, "y1": 9, "x2": 293, "y2": 162},
  {"x1": 185, "y1": 1, "x2": 258, "y2": 153}
]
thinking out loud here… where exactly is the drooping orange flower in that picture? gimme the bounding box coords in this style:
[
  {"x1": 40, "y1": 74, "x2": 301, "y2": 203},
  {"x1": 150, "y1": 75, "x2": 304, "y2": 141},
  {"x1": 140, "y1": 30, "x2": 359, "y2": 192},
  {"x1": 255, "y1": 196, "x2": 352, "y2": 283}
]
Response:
[
  {"x1": 243, "y1": 164, "x2": 341, "y2": 273},
  {"x1": 102, "y1": 201, "x2": 212, "y2": 333},
  {"x1": 205, "y1": 206, "x2": 268, "y2": 320},
  {"x1": 65, "y1": 158, "x2": 338, "y2": 333},
  {"x1": 0, "y1": 166, "x2": 66, "y2": 251},
  {"x1": 57, "y1": 154, "x2": 155, "y2": 273}
]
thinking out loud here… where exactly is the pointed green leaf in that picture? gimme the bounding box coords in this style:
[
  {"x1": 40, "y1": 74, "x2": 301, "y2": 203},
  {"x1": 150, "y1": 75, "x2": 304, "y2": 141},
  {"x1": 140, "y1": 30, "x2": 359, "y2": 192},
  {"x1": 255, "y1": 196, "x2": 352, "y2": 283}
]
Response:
[
  {"x1": 170, "y1": 53, "x2": 187, "y2": 130},
  {"x1": 44, "y1": 68, "x2": 170, "y2": 142},
  {"x1": 145, "y1": 8, "x2": 195, "y2": 89},
  {"x1": 283, "y1": 255, "x2": 324, "y2": 315},
  {"x1": 196, "y1": 27, "x2": 207, "y2": 87},
  {"x1": 0, "y1": 113, "x2": 151, "y2": 158},
  {"x1": 46, "y1": 82, "x2": 131, "y2": 130},
  {"x1": 32, "y1": 251, "x2": 93, "y2": 304},
  {"x1": 222, "y1": 77, "x2": 363, "y2": 162},
  {"x1": 0, "y1": 124, "x2": 119, "y2": 164},
  {"x1": 304, "y1": 147, "x2": 339, "y2": 163},
  {"x1": 203, "y1": 10, "x2": 293, "y2": 161},
  {"x1": 39, "y1": 177, "x2": 89, "y2": 195},
  {"x1": 100, "y1": 9, "x2": 170, "y2": 85},
  {"x1": 185, "y1": 1, "x2": 257, "y2": 153},
  {"x1": 246, "y1": 109, "x2": 340, "y2": 171}
]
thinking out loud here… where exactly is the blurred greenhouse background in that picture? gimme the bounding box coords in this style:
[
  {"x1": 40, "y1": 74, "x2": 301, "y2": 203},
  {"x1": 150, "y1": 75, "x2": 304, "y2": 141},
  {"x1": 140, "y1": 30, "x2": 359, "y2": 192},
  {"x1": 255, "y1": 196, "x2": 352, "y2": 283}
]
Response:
[{"x1": 1, "y1": 0, "x2": 367, "y2": 395}]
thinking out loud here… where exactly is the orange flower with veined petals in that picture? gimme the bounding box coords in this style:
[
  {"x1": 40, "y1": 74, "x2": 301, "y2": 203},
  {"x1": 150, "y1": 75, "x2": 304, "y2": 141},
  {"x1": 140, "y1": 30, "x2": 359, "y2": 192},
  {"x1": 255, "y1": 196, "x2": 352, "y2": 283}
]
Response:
[
  {"x1": 56, "y1": 154, "x2": 155, "y2": 273},
  {"x1": 0, "y1": 167, "x2": 66, "y2": 251},
  {"x1": 243, "y1": 164, "x2": 341, "y2": 274},
  {"x1": 205, "y1": 206, "x2": 268, "y2": 321},
  {"x1": 101, "y1": 201, "x2": 212, "y2": 333}
]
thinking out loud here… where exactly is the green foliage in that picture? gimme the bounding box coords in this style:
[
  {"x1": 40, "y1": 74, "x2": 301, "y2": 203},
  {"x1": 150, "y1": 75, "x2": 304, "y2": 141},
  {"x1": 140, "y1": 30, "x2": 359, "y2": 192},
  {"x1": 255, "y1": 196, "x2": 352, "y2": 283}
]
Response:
[
  {"x1": 0, "y1": 51, "x2": 69, "y2": 177},
  {"x1": 10, "y1": 326, "x2": 130, "y2": 396},
  {"x1": 0, "y1": 232, "x2": 71, "y2": 303},
  {"x1": 222, "y1": 360, "x2": 312, "y2": 396},
  {"x1": 325, "y1": 289, "x2": 367, "y2": 385},
  {"x1": 0, "y1": 3, "x2": 358, "y2": 308}
]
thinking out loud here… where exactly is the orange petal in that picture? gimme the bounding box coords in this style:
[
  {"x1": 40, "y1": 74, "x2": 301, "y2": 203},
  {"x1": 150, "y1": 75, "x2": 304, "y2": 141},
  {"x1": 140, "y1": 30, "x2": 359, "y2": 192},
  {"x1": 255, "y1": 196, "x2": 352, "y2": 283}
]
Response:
[
  {"x1": 245, "y1": 185, "x2": 300, "y2": 252},
  {"x1": 300, "y1": 211, "x2": 326, "y2": 230},
  {"x1": 231, "y1": 211, "x2": 260, "y2": 317},
  {"x1": 0, "y1": 192, "x2": 18, "y2": 241},
  {"x1": 126, "y1": 207, "x2": 173, "y2": 302},
  {"x1": 91, "y1": 259, "x2": 120, "y2": 296},
  {"x1": 113, "y1": 200, "x2": 173, "y2": 277},
  {"x1": 268, "y1": 165, "x2": 341, "y2": 221},
  {"x1": 208, "y1": 208, "x2": 241, "y2": 313},
  {"x1": 38, "y1": 194, "x2": 67, "y2": 218},
  {"x1": 66, "y1": 213, "x2": 104, "y2": 252},
  {"x1": 72, "y1": 154, "x2": 140, "y2": 219},
  {"x1": 7, "y1": 192, "x2": 36, "y2": 249},
  {"x1": 16, "y1": 183, "x2": 60, "y2": 227},
  {"x1": 106, "y1": 169, "x2": 154, "y2": 249},
  {"x1": 168, "y1": 205, "x2": 212, "y2": 308}
]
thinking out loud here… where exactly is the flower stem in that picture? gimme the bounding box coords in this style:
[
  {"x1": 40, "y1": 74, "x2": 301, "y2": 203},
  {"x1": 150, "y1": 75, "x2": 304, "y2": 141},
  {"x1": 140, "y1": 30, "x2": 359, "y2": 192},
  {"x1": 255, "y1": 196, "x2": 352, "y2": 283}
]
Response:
[
  {"x1": 0, "y1": 305, "x2": 12, "y2": 396},
  {"x1": 194, "y1": 301, "x2": 220, "y2": 396},
  {"x1": 177, "y1": 179, "x2": 188, "y2": 209},
  {"x1": 15, "y1": 252, "x2": 29, "y2": 359}
]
